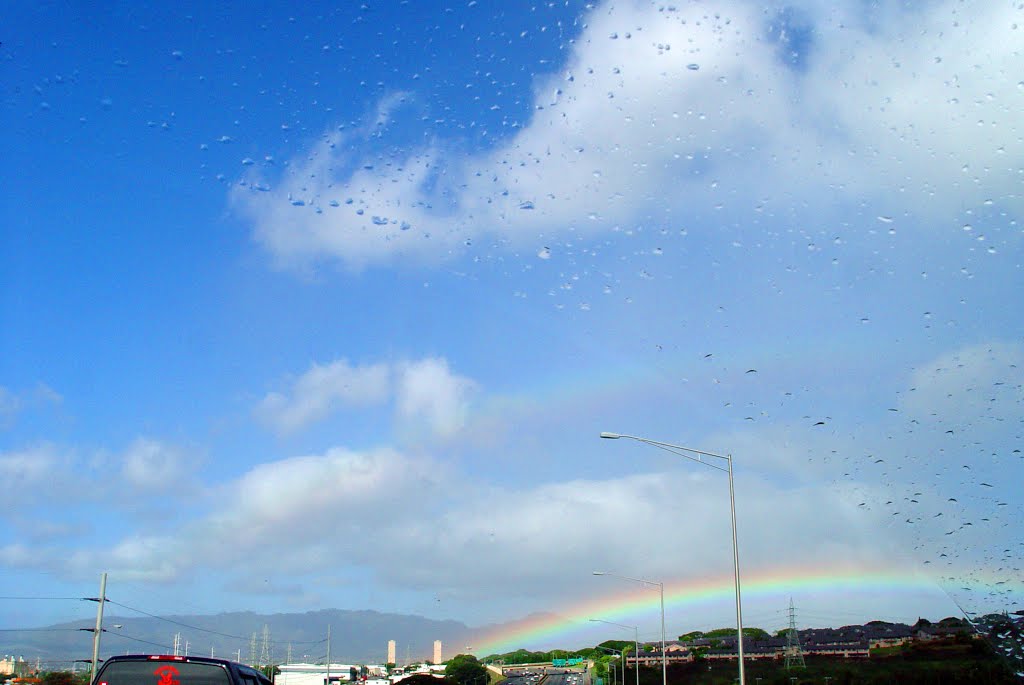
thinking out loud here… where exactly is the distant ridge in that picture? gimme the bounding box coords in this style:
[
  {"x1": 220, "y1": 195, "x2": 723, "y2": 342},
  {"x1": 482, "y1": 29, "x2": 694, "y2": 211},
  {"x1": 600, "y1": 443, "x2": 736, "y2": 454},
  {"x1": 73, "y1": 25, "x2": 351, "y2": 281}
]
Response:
[{"x1": 1, "y1": 608, "x2": 476, "y2": 666}]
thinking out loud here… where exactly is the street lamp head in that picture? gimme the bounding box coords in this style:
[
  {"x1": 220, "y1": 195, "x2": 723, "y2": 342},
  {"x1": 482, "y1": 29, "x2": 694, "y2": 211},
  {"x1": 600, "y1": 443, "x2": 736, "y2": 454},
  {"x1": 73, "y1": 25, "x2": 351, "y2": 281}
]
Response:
[{"x1": 599, "y1": 432, "x2": 622, "y2": 439}]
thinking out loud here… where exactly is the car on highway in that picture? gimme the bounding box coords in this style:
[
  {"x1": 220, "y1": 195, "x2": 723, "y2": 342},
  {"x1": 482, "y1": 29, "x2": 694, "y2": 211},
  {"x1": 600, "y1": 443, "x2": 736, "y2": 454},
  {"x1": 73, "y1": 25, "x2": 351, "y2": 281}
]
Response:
[{"x1": 94, "y1": 655, "x2": 273, "y2": 685}]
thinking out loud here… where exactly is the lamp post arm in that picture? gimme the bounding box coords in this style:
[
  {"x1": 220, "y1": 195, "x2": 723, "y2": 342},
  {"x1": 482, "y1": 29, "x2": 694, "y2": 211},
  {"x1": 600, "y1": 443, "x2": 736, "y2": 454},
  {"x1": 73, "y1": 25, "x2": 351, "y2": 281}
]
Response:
[
  {"x1": 593, "y1": 571, "x2": 661, "y2": 589},
  {"x1": 601, "y1": 434, "x2": 730, "y2": 473},
  {"x1": 601, "y1": 433, "x2": 728, "y2": 460}
]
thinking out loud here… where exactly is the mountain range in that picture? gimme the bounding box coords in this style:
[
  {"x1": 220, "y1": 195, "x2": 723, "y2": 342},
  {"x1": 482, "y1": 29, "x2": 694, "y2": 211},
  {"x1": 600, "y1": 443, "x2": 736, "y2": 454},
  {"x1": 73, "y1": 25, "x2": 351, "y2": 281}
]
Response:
[{"x1": 2, "y1": 608, "x2": 487, "y2": 667}]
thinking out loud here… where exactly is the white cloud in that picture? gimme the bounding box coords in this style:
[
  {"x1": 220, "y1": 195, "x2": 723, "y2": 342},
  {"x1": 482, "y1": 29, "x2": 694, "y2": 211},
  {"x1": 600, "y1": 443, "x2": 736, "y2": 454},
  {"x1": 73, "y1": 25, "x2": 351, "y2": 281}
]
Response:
[
  {"x1": 367, "y1": 468, "x2": 910, "y2": 610},
  {"x1": 119, "y1": 437, "x2": 195, "y2": 493},
  {"x1": 257, "y1": 359, "x2": 391, "y2": 433},
  {"x1": 232, "y1": 0, "x2": 1023, "y2": 270},
  {"x1": 395, "y1": 358, "x2": 478, "y2": 439},
  {"x1": 899, "y1": 341, "x2": 1024, "y2": 422},
  {"x1": 0, "y1": 543, "x2": 38, "y2": 568},
  {"x1": 64, "y1": 446, "x2": 446, "y2": 582},
  {"x1": 44, "y1": 433, "x2": 902, "y2": 608},
  {"x1": 257, "y1": 356, "x2": 478, "y2": 439},
  {"x1": 67, "y1": 451, "x2": 930, "y2": 628},
  {"x1": 0, "y1": 445, "x2": 63, "y2": 489}
]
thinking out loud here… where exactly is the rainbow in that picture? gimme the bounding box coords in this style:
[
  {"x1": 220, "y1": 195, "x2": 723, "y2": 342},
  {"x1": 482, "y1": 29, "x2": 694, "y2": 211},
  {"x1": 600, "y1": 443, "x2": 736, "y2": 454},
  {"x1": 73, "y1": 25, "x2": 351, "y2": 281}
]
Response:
[{"x1": 471, "y1": 563, "x2": 1010, "y2": 655}]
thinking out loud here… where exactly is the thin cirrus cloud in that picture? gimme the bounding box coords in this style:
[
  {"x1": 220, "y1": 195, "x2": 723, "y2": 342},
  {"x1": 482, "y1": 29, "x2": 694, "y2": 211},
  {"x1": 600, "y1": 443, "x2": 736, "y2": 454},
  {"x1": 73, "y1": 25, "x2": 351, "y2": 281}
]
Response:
[
  {"x1": 257, "y1": 356, "x2": 477, "y2": 437},
  {"x1": 232, "y1": 0, "x2": 1022, "y2": 271},
  {"x1": 0, "y1": 386, "x2": 22, "y2": 427},
  {"x1": 0, "y1": 382, "x2": 63, "y2": 429}
]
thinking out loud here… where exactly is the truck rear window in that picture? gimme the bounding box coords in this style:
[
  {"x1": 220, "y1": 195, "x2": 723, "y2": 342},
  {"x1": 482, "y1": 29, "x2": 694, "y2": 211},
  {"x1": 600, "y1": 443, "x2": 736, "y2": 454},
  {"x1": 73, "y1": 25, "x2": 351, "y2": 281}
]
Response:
[{"x1": 98, "y1": 661, "x2": 232, "y2": 685}]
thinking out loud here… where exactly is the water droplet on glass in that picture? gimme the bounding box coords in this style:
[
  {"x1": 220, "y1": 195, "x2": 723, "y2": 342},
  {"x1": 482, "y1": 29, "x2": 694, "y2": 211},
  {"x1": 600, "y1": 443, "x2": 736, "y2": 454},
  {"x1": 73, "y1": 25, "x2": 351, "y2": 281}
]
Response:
[
  {"x1": 686, "y1": 63, "x2": 700, "y2": 71},
  {"x1": 877, "y1": 216, "x2": 893, "y2": 223},
  {"x1": 537, "y1": 247, "x2": 551, "y2": 260},
  {"x1": 519, "y1": 200, "x2": 535, "y2": 210}
]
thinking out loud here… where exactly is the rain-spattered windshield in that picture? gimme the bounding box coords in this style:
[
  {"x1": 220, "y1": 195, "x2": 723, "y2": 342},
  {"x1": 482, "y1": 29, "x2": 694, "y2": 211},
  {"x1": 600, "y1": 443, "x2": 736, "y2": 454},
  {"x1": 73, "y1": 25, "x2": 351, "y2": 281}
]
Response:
[{"x1": 1, "y1": 0, "x2": 1021, "y2": 677}]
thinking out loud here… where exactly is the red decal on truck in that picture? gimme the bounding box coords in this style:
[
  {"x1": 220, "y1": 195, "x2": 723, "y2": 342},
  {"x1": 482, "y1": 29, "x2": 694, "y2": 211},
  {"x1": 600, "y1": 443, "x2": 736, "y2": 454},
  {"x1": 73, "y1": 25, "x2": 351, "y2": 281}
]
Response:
[{"x1": 154, "y1": 665, "x2": 181, "y2": 685}]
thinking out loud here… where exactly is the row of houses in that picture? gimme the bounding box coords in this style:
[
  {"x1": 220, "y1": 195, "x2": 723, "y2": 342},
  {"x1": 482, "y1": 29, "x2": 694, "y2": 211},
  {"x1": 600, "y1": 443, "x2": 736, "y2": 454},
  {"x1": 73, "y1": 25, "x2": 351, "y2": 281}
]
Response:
[{"x1": 626, "y1": 619, "x2": 974, "y2": 664}]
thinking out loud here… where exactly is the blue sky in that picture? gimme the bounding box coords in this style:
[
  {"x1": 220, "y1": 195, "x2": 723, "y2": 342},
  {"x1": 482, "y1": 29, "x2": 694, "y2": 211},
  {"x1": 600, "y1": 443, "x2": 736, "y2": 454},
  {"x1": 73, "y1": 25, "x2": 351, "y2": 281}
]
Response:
[{"x1": 2, "y1": 0, "x2": 1022, "y2": 654}]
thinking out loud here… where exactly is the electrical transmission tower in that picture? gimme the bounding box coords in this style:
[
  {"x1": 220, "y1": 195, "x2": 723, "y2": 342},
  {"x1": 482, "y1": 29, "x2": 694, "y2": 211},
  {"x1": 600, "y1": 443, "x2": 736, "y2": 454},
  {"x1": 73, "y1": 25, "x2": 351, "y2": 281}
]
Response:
[
  {"x1": 173, "y1": 633, "x2": 182, "y2": 657},
  {"x1": 259, "y1": 625, "x2": 271, "y2": 668},
  {"x1": 784, "y1": 598, "x2": 806, "y2": 670},
  {"x1": 249, "y1": 632, "x2": 258, "y2": 667}
]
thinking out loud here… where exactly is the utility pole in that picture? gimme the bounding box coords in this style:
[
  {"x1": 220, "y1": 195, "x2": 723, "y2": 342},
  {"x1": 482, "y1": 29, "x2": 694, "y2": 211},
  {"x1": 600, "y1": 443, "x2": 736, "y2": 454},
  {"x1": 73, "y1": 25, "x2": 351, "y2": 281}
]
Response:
[
  {"x1": 326, "y1": 625, "x2": 331, "y2": 685},
  {"x1": 90, "y1": 572, "x2": 108, "y2": 683},
  {"x1": 784, "y1": 598, "x2": 806, "y2": 670},
  {"x1": 260, "y1": 625, "x2": 271, "y2": 668}
]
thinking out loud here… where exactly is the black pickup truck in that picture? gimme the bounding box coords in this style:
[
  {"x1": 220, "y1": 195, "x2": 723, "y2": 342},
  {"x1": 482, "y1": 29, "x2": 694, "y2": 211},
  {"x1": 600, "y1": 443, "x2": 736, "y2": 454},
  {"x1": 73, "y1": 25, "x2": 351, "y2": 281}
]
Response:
[{"x1": 94, "y1": 655, "x2": 273, "y2": 685}]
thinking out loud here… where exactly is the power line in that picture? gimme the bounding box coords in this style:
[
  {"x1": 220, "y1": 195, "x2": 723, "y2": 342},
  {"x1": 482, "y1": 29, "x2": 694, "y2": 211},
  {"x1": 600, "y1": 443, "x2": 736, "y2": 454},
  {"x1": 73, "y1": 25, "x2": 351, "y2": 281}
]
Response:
[
  {"x1": 105, "y1": 599, "x2": 328, "y2": 646},
  {"x1": 104, "y1": 632, "x2": 175, "y2": 651},
  {"x1": 0, "y1": 596, "x2": 89, "y2": 601},
  {"x1": 105, "y1": 600, "x2": 259, "y2": 643},
  {"x1": 0, "y1": 628, "x2": 83, "y2": 632}
]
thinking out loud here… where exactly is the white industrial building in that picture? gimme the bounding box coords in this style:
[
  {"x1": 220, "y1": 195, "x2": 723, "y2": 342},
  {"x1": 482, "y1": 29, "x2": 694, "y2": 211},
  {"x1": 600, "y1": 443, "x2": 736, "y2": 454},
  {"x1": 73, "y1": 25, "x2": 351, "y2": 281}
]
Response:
[{"x1": 276, "y1": 663, "x2": 364, "y2": 685}]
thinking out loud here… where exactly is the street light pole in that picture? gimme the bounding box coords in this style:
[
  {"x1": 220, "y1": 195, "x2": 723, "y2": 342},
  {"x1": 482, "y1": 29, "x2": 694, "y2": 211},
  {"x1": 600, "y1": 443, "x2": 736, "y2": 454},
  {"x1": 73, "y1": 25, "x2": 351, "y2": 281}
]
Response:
[
  {"x1": 600, "y1": 432, "x2": 746, "y2": 685},
  {"x1": 588, "y1": 619, "x2": 638, "y2": 685},
  {"x1": 592, "y1": 572, "x2": 666, "y2": 685}
]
